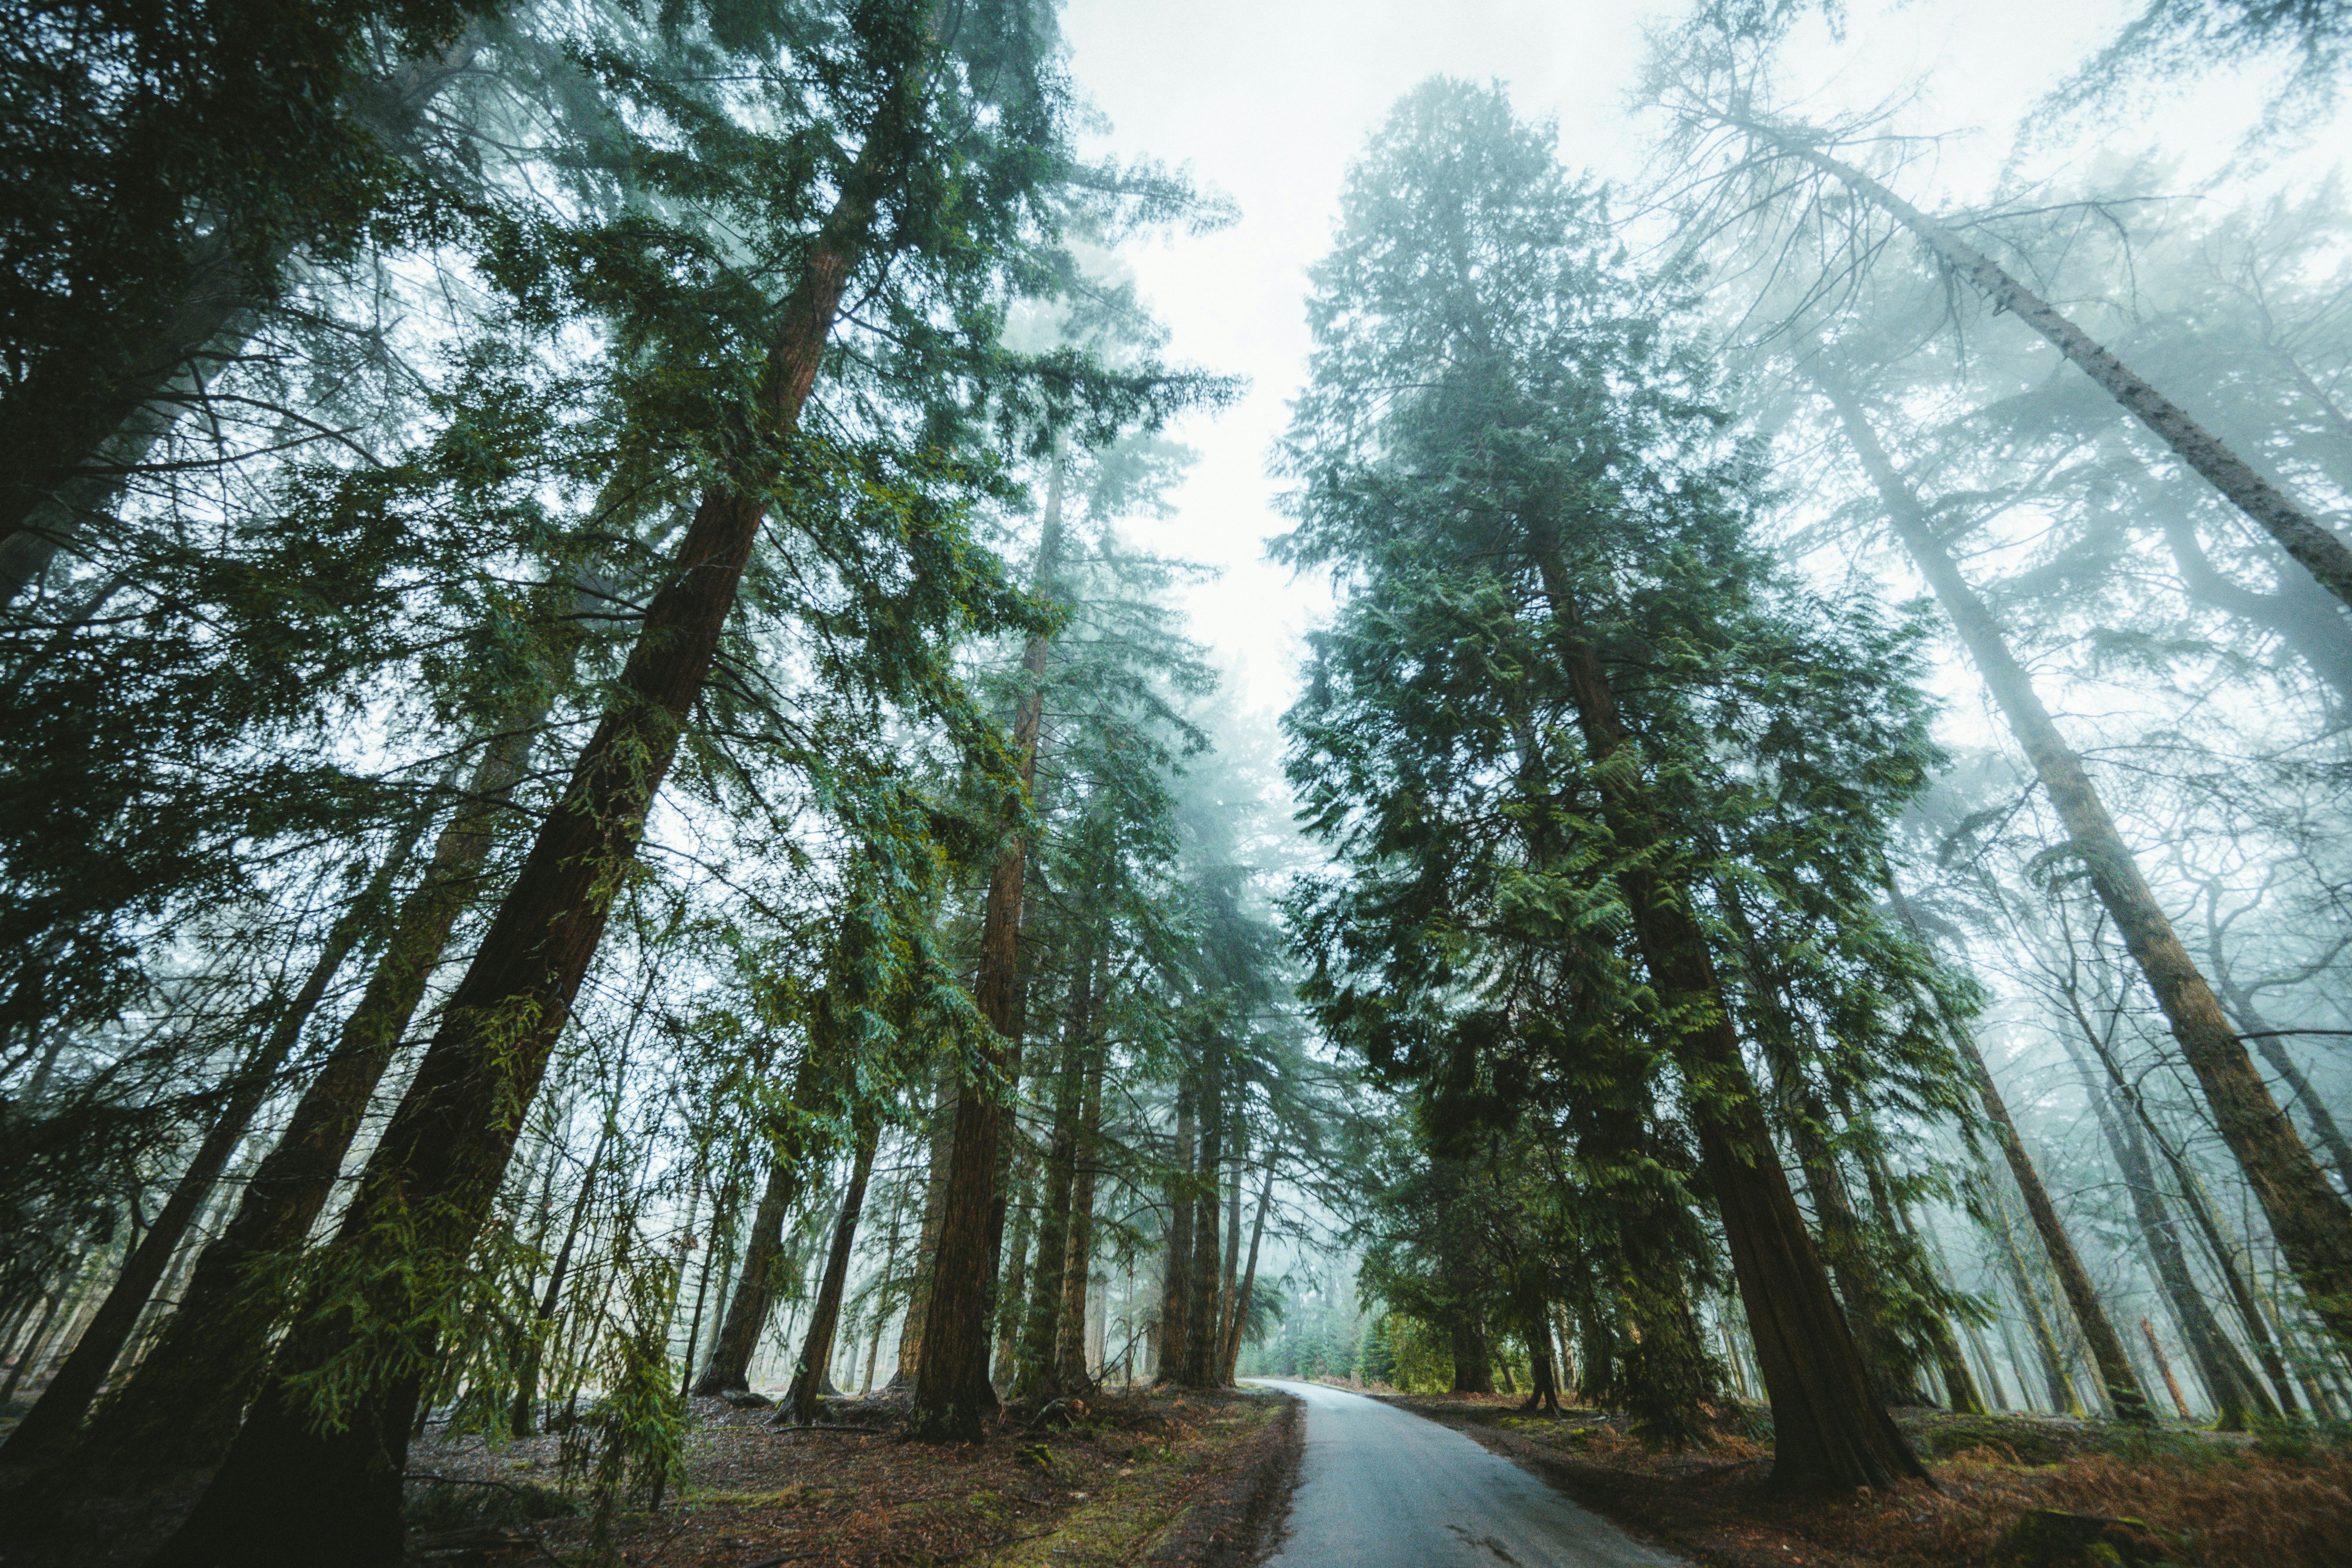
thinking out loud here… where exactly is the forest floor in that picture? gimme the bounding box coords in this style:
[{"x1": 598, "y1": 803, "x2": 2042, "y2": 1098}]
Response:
[
  {"x1": 398, "y1": 1383, "x2": 1301, "y2": 1568},
  {"x1": 1377, "y1": 1392, "x2": 2352, "y2": 1568}
]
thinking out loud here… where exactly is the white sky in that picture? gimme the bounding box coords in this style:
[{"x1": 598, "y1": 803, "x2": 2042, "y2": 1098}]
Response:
[{"x1": 1052, "y1": 0, "x2": 2295, "y2": 720}]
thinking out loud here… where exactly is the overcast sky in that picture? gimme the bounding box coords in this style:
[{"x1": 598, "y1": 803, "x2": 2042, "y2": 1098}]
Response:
[{"x1": 1048, "y1": 0, "x2": 2311, "y2": 725}]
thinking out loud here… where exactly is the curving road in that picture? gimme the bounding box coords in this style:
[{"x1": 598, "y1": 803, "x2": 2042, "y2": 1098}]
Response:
[{"x1": 1251, "y1": 1380, "x2": 1689, "y2": 1568}]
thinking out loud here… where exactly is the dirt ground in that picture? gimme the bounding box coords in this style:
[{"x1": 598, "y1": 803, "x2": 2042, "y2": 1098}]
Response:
[
  {"x1": 402, "y1": 1385, "x2": 1299, "y2": 1568},
  {"x1": 1379, "y1": 1393, "x2": 2352, "y2": 1568}
]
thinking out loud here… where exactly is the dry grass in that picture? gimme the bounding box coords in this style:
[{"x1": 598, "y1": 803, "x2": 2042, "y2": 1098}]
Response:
[{"x1": 1386, "y1": 1398, "x2": 2352, "y2": 1568}]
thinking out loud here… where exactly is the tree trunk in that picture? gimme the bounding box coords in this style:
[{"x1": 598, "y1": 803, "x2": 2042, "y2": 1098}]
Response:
[
  {"x1": 1518, "y1": 1312, "x2": 1563, "y2": 1415},
  {"x1": 1788, "y1": 1099, "x2": 1923, "y2": 1406},
  {"x1": 679, "y1": 1156, "x2": 739, "y2": 1399},
  {"x1": 786, "y1": 1115, "x2": 878, "y2": 1425},
  {"x1": 149, "y1": 75, "x2": 913, "y2": 1561},
  {"x1": 1155, "y1": 1087, "x2": 1195, "y2": 1384},
  {"x1": 80, "y1": 696, "x2": 554, "y2": 1472},
  {"x1": 1014, "y1": 972, "x2": 1089, "y2": 1401},
  {"x1": 991, "y1": 1141, "x2": 1038, "y2": 1388},
  {"x1": 694, "y1": 1043, "x2": 845, "y2": 1396},
  {"x1": 892, "y1": 1071, "x2": 957, "y2": 1388},
  {"x1": 2054, "y1": 999, "x2": 2270, "y2": 1427},
  {"x1": 1, "y1": 817, "x2": 432, "y2": 1463},
  {"x1": 1217, "y1": 1138, "x2": 1242, "y2": 1367},
  {"x1": 1055, "y1": 999, "x2": 1108, "y2": 1392},
  {"x1": 1529, "y1": 548, "x2": 1925, "y2": 1488},
  {"x1": 1220, "y1": 1149, "x2": 1277, "y2": 1384},
  {"x1": 1180, "y1": 1047, "x2": 1225, "y2": 1388},
  {"x1": 1820, "y1": 369, "x2": 2352, "y2": 1358},
  {"x1": 908, "y1": 453, "x2": 1065, "y2": 1443},
  {"x1": 510, "y1": 1122, "x2": 611, "y2": 1436},
  {"x1": 1763, "y1": 129, "x2": 2352, "y2": 610}
]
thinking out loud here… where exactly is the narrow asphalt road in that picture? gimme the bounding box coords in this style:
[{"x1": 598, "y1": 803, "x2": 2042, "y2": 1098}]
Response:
[{"x1": 1250, "y1": 1380, "x2": 1688, "y2": 1568}]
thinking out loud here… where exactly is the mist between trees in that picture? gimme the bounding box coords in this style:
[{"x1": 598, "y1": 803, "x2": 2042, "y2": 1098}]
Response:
[{"x1": 1, "y1": 0, "x2": 2350, "y2": 1562}]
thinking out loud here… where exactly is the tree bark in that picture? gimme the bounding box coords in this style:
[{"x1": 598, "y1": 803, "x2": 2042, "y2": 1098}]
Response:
[
  {"x1": 1529, "y1": 546, "x2": 1926, "y2": 1488},
  {"x1": 1822, "y1": 371, "x2": 2352, "y2": 1358},
  {"x1": 892, "y1": 1071, "x2": 957, "y2": 1388},
  {"x1": 80, "y1": 661, "x2": 565, "y2": 1473},
  {"x1": 786, "y1": 1114, "x2": 878, "y2": 1425},
  {"x1": 1, "y1": 814, "x2": 433, "y2": 1463},
  {"x1": 1013, "y1": 971, "x2": 1088, "y2": 1401},
  {"x1": 1179, "y1": 1045, "x2": 1225, "y2": 1388},
  {"x1": 1055, "y1": 996, "x2": 1108, "y2": 1391},
  {"x1": 909, "y1": 450, "x2": 1065, "y2": 1442},
  {"x1": 694, "y1": 1037, "x2": 847, "y2": 1396},
  {"x1": 1759, "y1": 128, "x2": 2352, "y2": 610},
  {"x1": 149, "y1": 61, "x2": 915, "y2": 1559},
  {"x1": 1220, "y1": 1148, "x2": 1276, "y2": 1385},
  {"x1": 2053, "y1": 992, "x2": 2271, "y2": 1427},
  {"x1": 1155, "y1": 1087, "x2": 1195, "y2": 1384}
]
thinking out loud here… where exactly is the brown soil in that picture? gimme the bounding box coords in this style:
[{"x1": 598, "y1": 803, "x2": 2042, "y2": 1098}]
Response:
[
  {"x1": 1381, "y1": 1394, "x2": 2352, "y2": 1568},
  {"x1": 405, "y1": 1384, "x2": 1299, "y2": 1567}
]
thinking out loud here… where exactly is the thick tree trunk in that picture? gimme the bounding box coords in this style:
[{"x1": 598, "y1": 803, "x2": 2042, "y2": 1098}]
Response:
[
  {"x1": 1220, "y1": 1149, "x2": 1276, "y2": 1384},
  {"x1": 1518, "y1": 1312, "x2": 1563, "y2": 1415},
  {"x1": 1763, "y1": 129, "x2": 2352, "y2": 611},
  {"x1": 2, "y1": 818, "x2": 432, "y2": 1463},
  {"x1": 909, "y1": 455, "x2": 1065, "y2": 1443},
  {"x1": 149, "y1": 90, "x2": 903, "y2": 1564},
  {"x1": 1530, "y1": 552, "x2": 1925, "y2": 1488},
  {"x1": 1155, "y1": 1088, "x2": 1195, "y2": 1383},
  {"x1": 1821, "y1": 371, "x2": 2352, "y2": 1357},
  {"x1": 786, "y1": 1116, "x2": 878, "y2": 1425}
]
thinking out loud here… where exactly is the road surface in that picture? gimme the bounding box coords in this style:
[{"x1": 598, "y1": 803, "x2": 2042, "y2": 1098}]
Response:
[{"x1": 1252, "y1": 1380, "x2": 1689, "y2": 1568}]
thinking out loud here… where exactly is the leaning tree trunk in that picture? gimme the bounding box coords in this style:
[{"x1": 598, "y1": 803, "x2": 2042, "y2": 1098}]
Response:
[
  {"x1": 1820, "y1": 373, "x2": 2352, "y2": 1358},
  {"x1": 1531, "y1": 548, "x2": 1926, "y2": 1489},
  {"x1": 908, "y1": 453, "x2": 1066, "y2": 1443},
  {"x1": 785, "y1": 1114, "x2": 878, "y2": 1425},
  {"x1": 79, "y1": 653, "x2": 570, "y2": 1474},
  {"x1": 2056, "y1": 1023, "x2": 2269, "y2": 1427},
  {"x1": 151, "y1": 73, "x2": 918, "y2": 1566},
  {"x1": 1755, "y1": 126, "x2": 2352, "y2": 611},
  {"x1": 1218, "y1": 1148, "x2": 1277, "y2": 1385},
  {"x1": 0, "y1": 811, "x2": 433, "y2": 1463}
]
